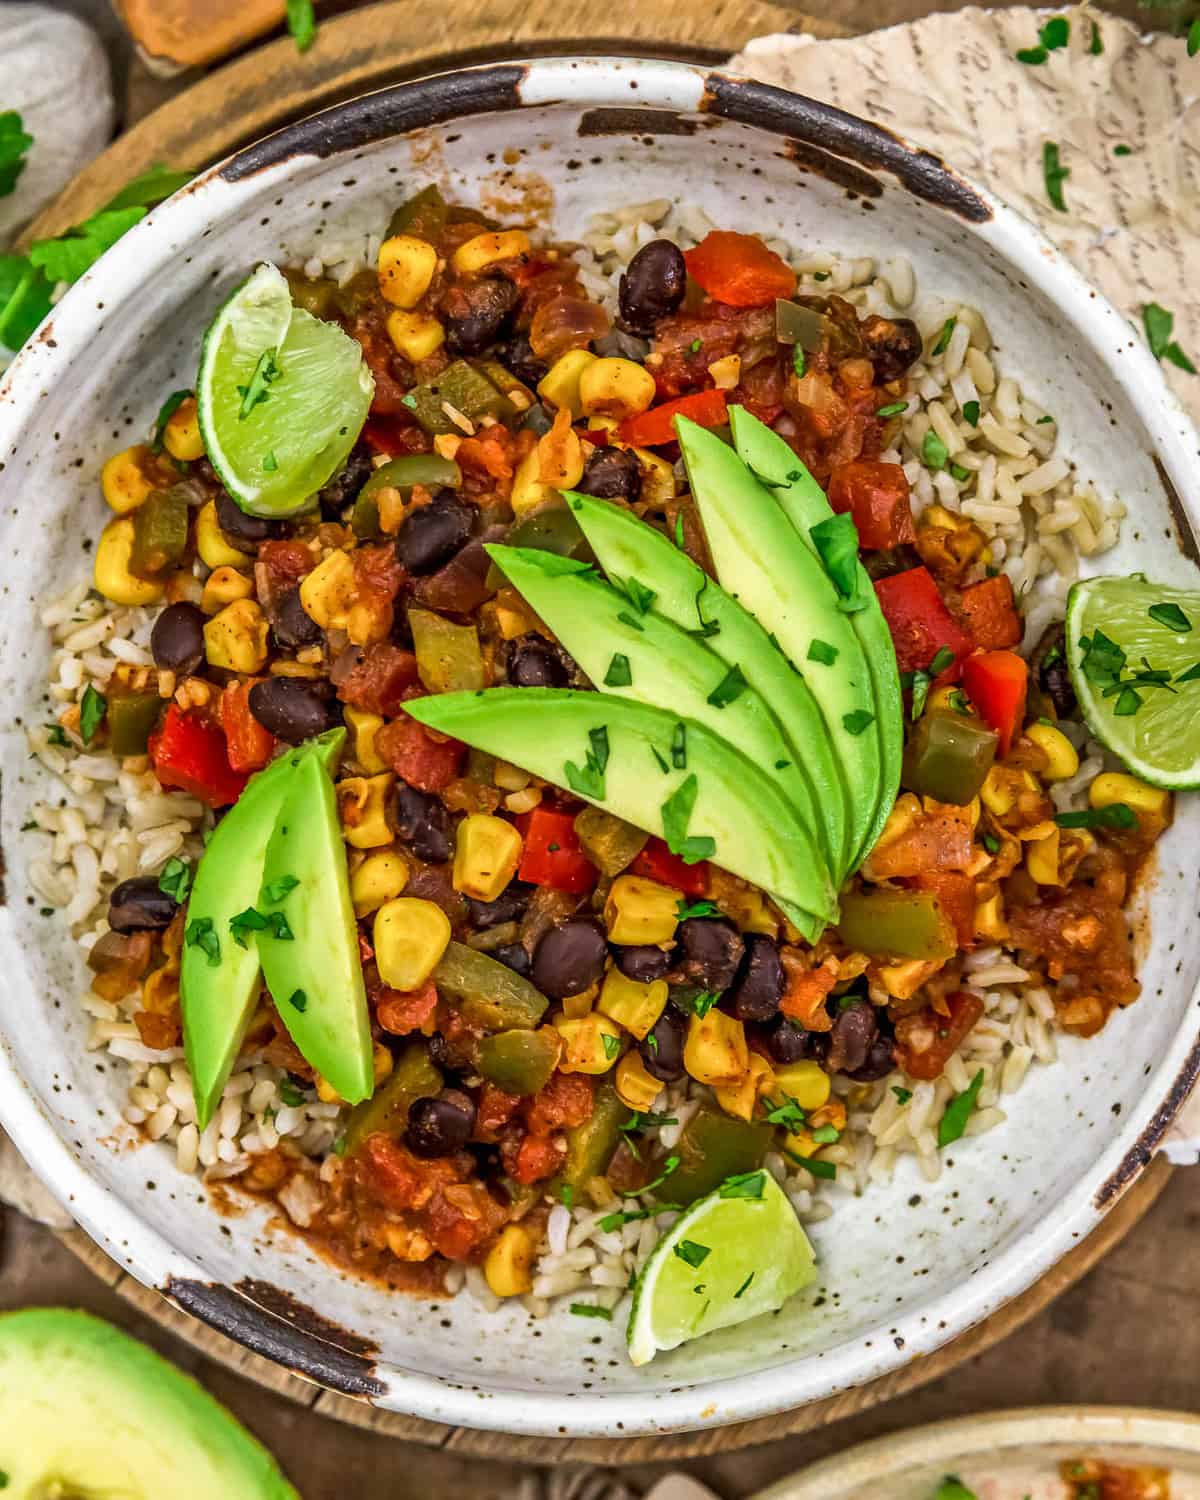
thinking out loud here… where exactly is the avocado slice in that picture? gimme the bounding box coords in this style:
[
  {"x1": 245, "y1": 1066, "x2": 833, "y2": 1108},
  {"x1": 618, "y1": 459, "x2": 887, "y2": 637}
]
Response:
[
  {"x1": 565, "y1": 493, "x2": 848, "y2": 876},
  {"x1": 676, "y1": 416, "x2": 880, "y2": 874},
  {"x1": 405, "y1": 688, "x2": 837, "y2": 924},
  {"x1": 729, "y1": 405, "x2": 903, "y2": 866},
  {"x1": 256, "y1": 748, "x2": 375, "y2": 1104},
  {"x1": 181, "y1": 729, "x2": 344, "y2": 1130},
  {"x1": 0, "y1": 1307, "x2": 298, "y2": 1498}
]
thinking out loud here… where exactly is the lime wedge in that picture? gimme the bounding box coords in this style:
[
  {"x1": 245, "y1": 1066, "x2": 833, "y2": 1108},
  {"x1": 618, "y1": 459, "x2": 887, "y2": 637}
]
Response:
[
  {"x1": 197, "y1": 262, "x2": 373, "y2": 517},
  {"x1": 626, "y1": 1171, "x2": 816, "y2": 1366},
  {"x1": 1066, "y1": 573, "x2": 1200, "y2": 789}
]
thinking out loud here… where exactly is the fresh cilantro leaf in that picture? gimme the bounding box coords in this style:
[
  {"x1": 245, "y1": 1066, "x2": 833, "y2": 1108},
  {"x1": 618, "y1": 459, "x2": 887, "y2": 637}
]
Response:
[
  {"x1": 1190, "y1": 17, "x2": 1200, "y2": 57},
  {"x1": 559, "y1": 1182, "x2": 574, "y2": 1209},
  {"x1": 1090, "y1": 20, "x2": 1103, "y2": 54},
  {"x1": 566, "y1": 726, "x2": 610, "y2": 800},
  {"x1": 673, "y1": 1239, "x2": 711, "y2": 1269},
  {"x1": 589, "y1": 725, "x2": 610, "y2": 773},
  {"x1": 938, "y1": 1068, "x2": 985, "y2": 1147},
  {"x1": 1040, "y1": 15, "x2": 1069, "y2": 49},
  {"x1": 962, "y1": 399, "x2": 980, "y2": 426},
  {"x1": 44, "y1": 723, "x2": 70, "y2": 747},
  {"x1": 1016, "y1": 45, "x2": 1048, "y2": 64},
  {"x1": 950, "y1": 462, "x2": 971, "y2": 483},
  {"x1": 236, "y1": 348, "x2": 281, "y2": 419},
  {"x1": 1042, "y1": 141, "x2": 1069, "y2": 212},
  {"x1": 803, "y1": 1156, "x2": 837, "y2": 1180},
  {"x1": 1055, "y1": 804, "x2": 1137, "y2": 831},
  {"x1": 619, "y1": 576, "x2": 657, "y2": 615},
  {"x1": 262, "y1": 874, "x2": 299, "y2": 903},
  {"x1": 922, "y1": 428, "x2": 949, "y2": 471},
  {"x1": 185, "y1": 916, "x2": 221, "y2": 967},
  {"x1": 676, "y1": 898, "x2": 718, "y2": 920},
  {"x1": 843, "y1": 709, "x2": 875, "y2": 736},
  {"x1": 1176, "y1": 662, "x2": 1200, "y2": 684},
  {"x1": 152, "y1": 389, "x2": 191, "y2": 452},
  {"x1": 286, "y1": 988, "x2": 308, "y2": 1013},
  {"x1": 807, "y1": 638, "x2": 837, "y2": 666},
  {"x1": 79, "y1": 684, "x2": 106, "y2": 745},
  {"x1": 229, "y1": 907, "x2": 269, "y2": 948},
  {"x1": 892, "y1": 1086, "x2": 913, "y2": 1105},
  {"x1": 691, "y1": 990, "x2": 718, "y2": 1019},
  {"x1": 287, "y1": 0, "x2": 318, "y2": 51},
  {"x1": 876, "y1": 401, "x2": 907, "y2": 418},
  {"x1": 605, "y1": 652, "x2": 632, "y2": 687},
  {"x1": 670, "y1": 721, "x2": 687, "y2": 769},
  {"x1": 1144, "y1": 302, "x2": 1176, "y2": 359},
  {"x1": 719, "y1": 1170, "x2": 766, "y2": 1200},
  {"x1": 982, "y1": 832, "x2": 1001, "y2": 854},
  {"x1": 734, "y1": 1272, "x2": 755, "y2": 1299},
  {"x1": 0, "y1": 111, "x2": 33, "y2": 199},
  {"x1": 263, "y1": 450, "x2": 279, "y2": 473},
  {"x1": 616, "y1": 609, "x2": 644, "y2": 632},
  {"x1": 602, "y1": 1032, "x2": 621, "y2": 1060},
  {"x1": 810, "y1": 512, "x2": 865, "y2": 610},
  {"x1": 931, "y1": 316, "x2": 956, "y2": 356},
  {"x1": 569, "y1": 1302, "x2": 612, "y2": 1321},
  {"x1": 29, "y1": 207, "x2": 148, "y2": 284},
  {"x1": 1166, "y1": 344, "x2": 1198, "y2": 374},
  {"x1": 765, "y1": 1094, "x2": 807, "y2": 1131},
  {"x1": 1113, "y1": 143, "x2": 1132, "y2": 157},
  {"x1": 706, "y1": 662, "x2": 747, "y2": 708},
  {"x1": 1113, "y1": 685, "x2": 1142, "y2": 716},
  {"x1": 660, "y1": 773, "x2": 716, "y2": 863},
  {"x1": 279, "y1": 1081, "x2": 307, "y2": 1107},
  {"x1": 1149, "y1": 601, "x2": 1192, "y2": 633}
]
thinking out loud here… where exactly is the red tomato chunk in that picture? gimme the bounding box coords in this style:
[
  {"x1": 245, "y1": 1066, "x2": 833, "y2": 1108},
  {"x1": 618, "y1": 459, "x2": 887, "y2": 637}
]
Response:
[
  {"x1": 875, "y1": 565, "x2": 972, "y2": 678},
  {"x1": 828, "y1": 461, "x2": 916, "y2": 552},
  {"x1": 683, "y1": 230, "x2": 797, "y2": 308}
]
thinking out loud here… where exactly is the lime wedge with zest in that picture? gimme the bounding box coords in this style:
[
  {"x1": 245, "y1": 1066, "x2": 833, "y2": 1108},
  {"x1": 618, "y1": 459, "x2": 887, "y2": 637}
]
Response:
[
  {"x1": 1066, "y1": 573, "x2": 1200, "y2": 789},
  {"x1": 197, "y1": 262, "x2": 373, "y2": 518},
  {"x1": 626, "y1": 1171, "x2": 816, "y2": 1366}
]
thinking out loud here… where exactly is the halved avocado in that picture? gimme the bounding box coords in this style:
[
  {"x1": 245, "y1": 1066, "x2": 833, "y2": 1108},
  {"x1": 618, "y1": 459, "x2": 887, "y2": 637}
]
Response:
[{"x1": 0, "y1": 1308, "x2": 298, "y2": 1499}]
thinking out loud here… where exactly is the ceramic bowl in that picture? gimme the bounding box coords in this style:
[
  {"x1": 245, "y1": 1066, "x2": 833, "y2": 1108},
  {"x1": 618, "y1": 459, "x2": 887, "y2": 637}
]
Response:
[{"x1": 1, "y1": 57, "x2": 1198, "y2": 1438}]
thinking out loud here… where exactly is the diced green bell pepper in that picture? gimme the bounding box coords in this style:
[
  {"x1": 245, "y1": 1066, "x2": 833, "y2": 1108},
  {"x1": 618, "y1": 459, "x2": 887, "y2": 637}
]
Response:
[
  {"x1": 837, "y1": 887, "x2": 955, "y2": 961},
  {"x1": 902, "y1": 708, "x2": 998, "y2": 806},
  {"x1": 478, "y1": 1028, "x2": 561, "y2": 1096},
  {"x1": 484, "y1": 504, "x2": 595, "y2": 591},
  {"x1": 668, "y1": 1107, "x2": 772, "y2": 1206},
  {"x1": 351, "y1": 453, "x2": 462, "y2": 538},
  {"x1": 433, "y1": 941, "x2": 549, "y2": 1031},
  {"x1": 282, "y1": 268, "x2": 338, "y2": 320},
  {"x1": 402, "y1": 360, "x2": 512, "y2": 437},
  {"x1": 556, "y1": 1077, "x2": 625, "y2": 1193},
  {"x1": 409, "y1": 607, "x2": 485, "y2": 693},
  {"x1": 130, "y1": 488, "x2": 188, "y2": 579},
  {"x1": 573, "y1": 807, "x2": 648, "y2": 877},
  {"x1": 341, "y1": 1042, "x2": 442, "y2": 1156},
  {"x1": 386, "y1": 184, "x2": 448, "y2": 243},
  {"x1": 107, "y1": 693, "x2": 163, "y2": 756}
]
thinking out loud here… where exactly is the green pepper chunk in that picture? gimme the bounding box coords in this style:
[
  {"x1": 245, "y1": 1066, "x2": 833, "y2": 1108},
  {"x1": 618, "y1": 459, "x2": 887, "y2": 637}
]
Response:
[
  {"x1": 902, "y1": 708, "x2": 998, "y2": 806},
  {"x1": 386, "y1": 184, "x2": 448, "y2": 243},
  {"x1": 402, "y1": 360, "x2": 513, "y2": 437},
  {"x1": 484, "y1": 504, "x2": 595, "y2": 591},
  {"x1": 573, "y1": 807, "x2": 648, "y2": 877},
  {"x1": 129, "y1": 488, "x2": 188, "y2": 579},
  {"x1": 107, "y1": 693, "x2": 163, "y2": 756},
  {"x1": 409, "y1": 607, "x2": 485, "y2": 693},
  {"x1": 555, "y1": 1077, "x2": 626, "y2": 1193},
  {"x1": 341, "y1": 1042, "x2": 442, "y2": 1156},
  {"x1": 433, "y1": 941, "x2": 549, "y2": 1031},
  {"x1": 350, "y1": 453, "x2": 462, "y2": 538},
  {"x1": 478, "y1": 1029, "x2": 561, "y2": 1096},
  {"x1": 837, "y1": 888, "x2": 956, "y2": 961},
  {"x1": 474, "y1": 357, "x2": 534, "y2": 410},
  {"x1": 668, "y1": 1107, "x2": 772, "y2": 1206},
  {"x1": 282, "y1": 268, "x2": 338, "y2": 320}
]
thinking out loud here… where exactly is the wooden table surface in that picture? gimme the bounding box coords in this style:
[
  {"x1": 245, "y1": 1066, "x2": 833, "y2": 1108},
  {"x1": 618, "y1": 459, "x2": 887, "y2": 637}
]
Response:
[{"x1": 9, "y1": 3, "x2": 1196, "y2": 1496}]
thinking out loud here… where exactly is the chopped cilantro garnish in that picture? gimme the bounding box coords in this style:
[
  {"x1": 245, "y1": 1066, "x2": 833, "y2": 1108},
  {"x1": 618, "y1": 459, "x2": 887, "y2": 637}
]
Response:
[
  {"x1": 962, "y1": 399, "x2": 980, "y2": 426},
  {"x1": 950, "y1": 461, "x2": 971, "y2": 483},
  {"x1": 938, "y1": 1068, "x2": 985, "y2": 1147},
  {"x1": 0, "y1": 111, "x2": 33, "y2": 199},
  {"x1": 719, "y1": 1170, "x2": 766, "y2": 1200},
  {"x1": 262, "y1": 874, "x2": 299, "y2": 903},
  {"x1": 792, "y1": 345, "x2": 806, "y2": 378},
  {"x1": 677, "y1": 898, "x2": 718, "y2": 920},
  {"x1": 1016, "y1": 45, "x2": 1048, "y2": 64},
  {"x1": 671, "y1": 721, "x2": 687, "y2": 769},
  {"x1": 691, "y1": 991, "x2": 719, "y2": 1019},
  {"x1": 673, "y1": 1239, "x2": 711, "y2": 1269},
  {"x1": 559, "y1": 1182, "x2": 574, "y2": 1209},
  {"x1": 569, "y1": 1302, "x2": 612, "y2": 1321},
  {"x1": 1090, "y1": 19, "x2": 1103, "y2": 53},
  {"x1": 605, "y1": 652, "x2": 632, "y2": 687},
  {"x1": 807, "y1": 639, "x2": 837, "y2": 666},
  {"x1": 79, "y1": 684, "x2": 106, "y2": 745},
  {"x1": 151, "y1": 389, "x2": 191, "y2": 452},
  {"x1": 660, "y1": 773, "x2": 715, "y2": 863},
  {"x1": 287, "y1": 0, "x2": 318, "y2": 51},
  {"x1": 565, "y1": 725, "x2": 610, "y2": 801},
  {"x1": 1176, "y1": 662, "x2": 1200, "y2": 684},
  {"x1": 1055, "y1": 804, "x2": 1137, "y2": 831},
  {"x1": 765, "y1": 1094, "x2": 807, "y2": 1131},
  {"x1": 810, "y1": 512, "x2": 866, "y2": 612},
  {"x1": 45, "y1": 723, "x2": 70, "y2": 747},
  {"x1": 279, "y1": 1081, "x2": 306, "y2": 1107},
  {"x1": 706, "y1": 662, "x2": 747, "y2": 708},
  {"x1": 811, "y1": 1124, "x2": 840, "y2": 1144},
  {"x1": 1190, "y1": 17, "x2": 1200, "y2": 57},
  {"x1": 185, "y1": 916, "x2": 220, "y2": 967},
  {"x1": 876, "y1": 400, "x2": 907, "y2": 418},
  {"x1": 1113, "y1": 143, "x2": 1132, "y2": 157},
  {"x1": 651, "y1": 745, "x2": 670, "y2": 773},
  {"x1": 620, "y1": 576, "x2": 656, "y2": 615},
  {"x1": 982, "y1": 832, "x2": 1001, "y2": 854},
  {"x1": 734, "y1": 1272, "x2": 755, "y2": 1299},
  {"x1": 803, "y1": 1156, "x2": 837, "y2": 1180},
  {"x1": 602, "y1": 1032, "x2": 621, "y2": 1060},
  {"x1": 1142, "y1": 303, "x2": 1194, "y2": 372},
  {"x1": 689, "y1": 338, "x2": 702, "y2": 353},
  {"x1": 237, "y1": 348, "x2": 281, "y2": 419},
  {"x1": 158, "y1": 857, "x2": 192, "y2": 904},
  {"x1": 673, "y1": 513, "x2": 686, "y2": 550},
  {"x1": 628, "y1": 1155, "x2": 681, "y2": 1198},
  {"x1": 1042, "y1": 141, "x2": 1069, "y2": 212},
  {"x1": 892, "y1": 1086, "x2": 913, "y2": 1105},
  {"x1": 842, "y1": 709, "x2": 875, "y2": 736},
  {"x1": 286, "y1": 988, "x2": 308, "y2": 1013},
  {"x1": 616, "y1": 609, "x2": 644, "y2": 632},
  {"x1": 922, "y1": 428, "x2": 949, "y2": 471},
  {"x1": 1149, "y1": 601, "x2": 1192, "y2": 633},
  {"x1": 931, "y1": 317, "x2": 956, "y2": 356},
  {"x1": 263, "y1": 450, "x2": 279, "y2": 473}
]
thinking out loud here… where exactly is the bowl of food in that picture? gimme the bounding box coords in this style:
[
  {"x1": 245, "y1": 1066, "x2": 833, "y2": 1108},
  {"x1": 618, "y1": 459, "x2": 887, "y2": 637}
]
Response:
[{"x1": 1, "y1": 54, "x2": 1198, "y2": 1438}]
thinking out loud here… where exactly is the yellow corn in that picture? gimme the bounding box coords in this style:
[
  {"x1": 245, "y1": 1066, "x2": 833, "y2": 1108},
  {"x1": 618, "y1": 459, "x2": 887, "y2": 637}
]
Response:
[
  {"x1": 377, "y1": 233, "x2": 439, "y2": 308},
  {"x1": 1089, "y1": 771, "x2": 1170, "y2": 819},
  {"x1": 706, "y1": 354, "x2": 741, "y2": 390},
  {"x1": 980, "y1": 765, "x2": 1037, "y2": 818},
  {"x1": 537, "y1": 349, "x2": 597, "y2": 417},
  {"x1": 578, "y1": 357, "x2": 657, "y2": 421},
  {"x1": 344, "y1": 706, "x2": 387, "y2": 774},
  {"x1": 555, "y1": 1013, "x2": 623, "y2": 1074},
  {"x1": 714, "y1": 1051, "x2": 774, "y2": 1122},
  {"x1": 484, "y1": 1223, "x2": 537, "y2": 1298},
  {"x1": 93, "y1": 518, "x2": 166, "y2": 606},
  {"x1": 374, "y1": 897, "x2": 452, "y2": 991},
  {"x1": 385, "y1": 309, "x2": 445, "y2": 363},
  {"x1": 452, "y1": 813, "x2": 524, "y2": 902},
  {"x1": 351, "y1": 850, "x2": 409, "y2": 916},
  {"x1": 315, "y1": 1075, "x2": 343, "y2": 1105},
  {"x1": 200, "y1": 565, "x2": 253, "y2": 614},
  {"x1": 705, "y1": 869, "x2": 777, "y2": 936},
  {"x1": 596, "y1": 968, "x2": 668, "y2": 1040},
  {"x1": 684, "y1": 1009, "x2": 749, "y2": 1088},
  {"x1": 615, "y1": 1051, "x2": 663, "y2": 1112},
  {"x1": 603, "y1": 874, "x2": 679, "y2": 945},
  {"x1": 299, "y1": 549, "x2": 356, "y2": 630},
  {"x1": 561, "y1": 984, "x2": 597, "y2": 1020},
  {"x1": 203, "y1": 599, "x2": 270, "y2": 673},
  {"x1": 196, "y1": 500, "x2": 250, "y2": 569},
  {"x1": 510, "y1": 447, "x2": 554, "y2": 517},
  {"x1": 163, "y1": 397, "x2": 205, "y2": 462},
  {"x1": 452, "y1": 229, "x2": 530, "y2": 276},
  {"x1": 876, "y1": 957, "x2": 943, "y2": 1001},
  {"x1": 633, "y1": 447, "x2": 674, "y2": 506},
  {"x1": 974, "y1": 891, "x2": 1009, "y2": 941},
  {"x1": 1026, "y1": 826, "x2": 1061, "y2": 885},
  {"x1": 101, "y1": 445, "x2": 155, "y2": 515},
  {"x1": 337, "y1": 773, "x2": 395, "y2": 849},
  {"x1": 770, "y1": 1059, "x2": 831, "y2": 1112},
  {"x1": 1026, "y1": 721, "x2": 1079, "y2": 781},
  {"x1": 783, "y1": 1128, "x2": 818, "y2": 1159}
]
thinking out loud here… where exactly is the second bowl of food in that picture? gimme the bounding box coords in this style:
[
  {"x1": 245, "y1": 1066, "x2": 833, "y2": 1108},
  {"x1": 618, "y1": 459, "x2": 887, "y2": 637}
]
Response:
[{"x1": 1, "y1": 56, "x2": 1198, "y2": 1436}]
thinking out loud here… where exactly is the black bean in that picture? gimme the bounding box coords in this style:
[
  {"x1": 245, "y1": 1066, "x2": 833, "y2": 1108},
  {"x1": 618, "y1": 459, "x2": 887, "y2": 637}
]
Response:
[
  {"x1": 466, "y1": 881, "x2": 533, "y2": 930},
  {"x1": 271, "y1": 587, "x2": 323, "y2": 648},
  {"x1": 859, "y1": 315, "x2": 923, "y2": 384},
  {"x1": 405, "y1": 1092, "x2": 475, "y2": 1158},
  {"x1": 507, "y1": 633, "x2": 574, "y2": 689},
  {"x1": 728, "y1": 934, "x2": 785, "y2": 1022},
  {"x1": 848, "y1": 1035, "x2": 896, "y2": 1082},
  {"x1": 316, "y1": 440, "x2": 373, "y2": 519},
  {"x1": 393, "y1": 781, "x2": 453, "y2": 864},
  {"x1": 618, "y1": 239, "x2": 687, "y2": 334},
  {"x1": 150, "y1": 602, "x2": 206, "y2": 674},
  {"x1": 640, "y1": 1003, "x2": 687, "y2": 1082},
  {"x1": 678, "y1": 918, "x2": 744, "y2": 994},
  {"x1": 826, "y1": 1000, "x2": 879, "y2": 1075},
  {"x1": 760, "y1": 1016, "x2": 829, "y2": 1066},
  {"x1": 394, "y1": 489, "x2": 473, "y2": 574},
  {"x1": 863, "y1": 543, "x2": 922, "y2": 583},
  {"x1": 214, "y1": 488, "x2": 285, "y2": 547},
  {"x1": 612, "y1": 943, "x2": 674, "y2": 983},
  {"x1": 493, "y1": 941, "x2": 532, "y2": 977},
  {"x1": 107, "y1": 876, "x2": 178, "y2": 933},
  {"x1": 578, "y1": 447, "x2": 642, "y2": 504},
  {"x1": 439, "y1": 277, "x2": 519, "y2": 356},
  {"x1": 531, "y1": 918, "x2": 608, "y2": 999},
  {"x1": 494, "y1": 334, "x2": 548, "y2": 388},
  {"x1": 247, "y1": 677, "x2": 339, "y2": 744},
  {"x1": 1032, "y1": 622, "x2": 1076, "y2": 720}
]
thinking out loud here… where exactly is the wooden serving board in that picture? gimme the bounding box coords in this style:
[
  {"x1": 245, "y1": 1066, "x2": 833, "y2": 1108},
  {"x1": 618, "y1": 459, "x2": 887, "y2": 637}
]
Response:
[{"x1": 32, "y1": 0, "x2": 1173, "y2": 1462}]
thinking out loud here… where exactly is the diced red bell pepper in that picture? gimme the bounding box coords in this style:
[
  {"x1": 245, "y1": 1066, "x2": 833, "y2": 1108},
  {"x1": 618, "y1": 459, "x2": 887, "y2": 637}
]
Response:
[
  {"x1": 910, "y1": 871, "x2": 977, "y2": 949},
  {"x1": 219, "y1": 680, "x2": 275, "y2": 774},
  {"x1": 875, "y1": 566, "x2": 973, "y2": 679},
  {"x1": 148, "y1": 703, "x2": 248, "y2": 808},
  {"x1": 362, "y1": 417, "x2": 429, "y2": 458},
  {"x1": 958, "y1": 574, "x2": 1022, "y2": 650},
  {"x1": 683, "y1": 230, "x2": 797, "y2": 308},
  {"x1": 630, "y1": 837, "x2": 710, "y2": 897},
  {"x1": 616, "y1": 388, "x2": 728, "y2": 449},
  {"x1": 828, "y1": 461, "x2": 916, "y2": 552},
  {"x1": 376, "y1": 712, "x2": 464, "y2": 793},
  {"x1": 515, "y1": 807, "x2": 596, "y2": 895},
  {"x1": 894, "y1": 990, "x2": 985, "y2": 1081},
  {"x1": 962, "y1": 649, "x2": 1028, "y2": 757}
]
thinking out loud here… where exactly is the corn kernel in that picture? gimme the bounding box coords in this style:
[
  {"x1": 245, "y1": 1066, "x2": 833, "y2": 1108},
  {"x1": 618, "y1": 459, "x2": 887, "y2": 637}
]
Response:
[
  {"x1": 315, "y1": 1074, "x2": 343, "y2": 1105},
  {"x1": 770, "y1": 1059, "x2": 831, "y2": 1112},
  {"x1": 299, "y1": 549, "x2": 356, "y2": 630},
  {"x1": 203, "y1": 598, "x2": 269, "y2": 673},
  {"x1": 510, "y1": 446, "x2": 554, "y2": 517},
  {"x1": 634, "y1": 447, "x2": 675, "y2": 506},
  {"x1": 783, "y1": 1128, "x2": 818, "y2": 1159},
  {"x1": 344, "y1": 706, "x2": 387, "y2": 774},
  {"x1": 980, "y1": 765, "x2": 1021, "y2": 817},
  {"x1": 163, "y1": 397, "x2": 205, "y2": 462},
  {"x1": 714, "y1": 1051, "x2": 774, "y2": 1122},
  {"x1": 386, "y1": 309, "x2": 445, "y2": 362},
  {"x1": 196, "y1": 500, "x2": 250, "y2": 569},
  {"x1": 555, "y1": 1012, "x2": 623, "y2": 1074},
  {"x1": 453, "y1": 813, "x2": 523, "y2": 902},
  {"x1": 337, "y1": 773, "x2": 395, "y2": 849},
  {"x1": 94, "y1": 518, "x2": 166, "y2": 607},
  {"x1": 1089, "y1": 771, "x2": 1170, "y2": 818},
  {"x1": 1026, "y1": 826, "x2": 1061, "y2": 885},
  {"x1": 351, "y1": 850, "x2": 409, "y2": 916},
  {"x1": 537, "y1": 349, "x2": 597, "y2": 417},
  {"x1": 706, "y1": 354, "x2": 741, "y2": 390},
  {"x1": 974, "y1": 891, "x2": 1009, "y2": 941},
  {"x1": 374, "y1": 897, "x2": 452, "y2": 990},
  {"x1": 377, "y1": 233, "x2": 438, "y2": 308},
  {"x1": 615, "y1": 1051, "x2": 663, "y2": 1112},
  {"x1": 536, "y1": 410, "x2": 584, "y2": 490},
  {"x1": 1025, "y1": 721, "x2": 1079, "y2": 782},
  {"x1": 452, "y1": 229, "x2": 530, "y2": 276},
  {"x1": 604, "y1": 874, "x2": 679, "y2": 946},
  {"x1": 200, "y1": 565, "x2": 253, "y2": 614},
  {"x1": 684, "y1": 1009, "x2": 749, "y2": 1088},
  {"x1": 484, "y1": 1223, "x2": 537, "y2": 1298},
  {"x1": 596, "y1": 968, "x2": 668, "y2": 1040},
  {"x1": 578, "y1": 357, "x2": 657, "y2": 421},
  {"x1": 101, "y1": 445, "x2": 156, "y2": 515}
]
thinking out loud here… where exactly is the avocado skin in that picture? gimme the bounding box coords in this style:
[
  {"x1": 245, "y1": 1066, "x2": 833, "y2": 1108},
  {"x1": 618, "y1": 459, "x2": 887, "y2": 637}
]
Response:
[{"x1": 0, "y1": 1307, "x2": 298, "y2": 1499}]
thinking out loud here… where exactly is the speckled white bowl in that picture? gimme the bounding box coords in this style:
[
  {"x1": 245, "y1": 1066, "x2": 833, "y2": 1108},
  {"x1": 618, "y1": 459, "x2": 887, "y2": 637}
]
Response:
[{"x1": 2, "y1": 57, "x2": 1199, "y2": 1438}]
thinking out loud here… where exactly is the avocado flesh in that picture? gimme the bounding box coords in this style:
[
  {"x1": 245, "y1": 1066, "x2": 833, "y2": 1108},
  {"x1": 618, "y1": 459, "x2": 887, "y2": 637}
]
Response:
[
  {"x1": 406, "y1": 688, "x2": 837, "y2": 924},
  {"x1": 729, "y1": 405, "x2": 903, "y2": 867},
  {"x1": 0, "y1": 1307, "x2": 298, "y2": 1499},
  {"x1": 676, "y1": 416, "x2": 880, "y2": 875},
  {"x1": 180, "y1": 730, "x2": 344, "y2": 1130},
  {"x1": 565, "y1": 492, "x2": 848, "y2": 876},
  {"x1": 256, "y1": 748, "x2": 375, "y2": 1104}
]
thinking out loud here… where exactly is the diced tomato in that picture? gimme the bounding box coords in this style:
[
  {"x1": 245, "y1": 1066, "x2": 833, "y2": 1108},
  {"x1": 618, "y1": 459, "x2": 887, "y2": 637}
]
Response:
[
  {"x1": 828, "y1": 461, "x2": 916, "y2": 551},
  {"x1": 376, "y1": 712, "x2": 464, "y2": 793},
  {"x1": 894, "y1": 991, "x2": 985, "y2": 1081},
  {"x1": 334, "y1": 643, "x2": 421, "y2": 717},
  {"x1": 874, "y1": 566, "x2": 973, "y2": 679},
  {"x1": 524, "y1": 1072, "x2": 594, "y2": 1136},
  {"x1": 962, "y1": 649, "x2": 1028, "y2": 757},
  {"x1": 475, "y1": 1082, "x2": 522, "y2": 1140},
  {"x1": 865, "y1": 814, "x2": 974, "y2": 878},
  {"x1": 516, "y1": 807, "x2": 597, "y2": 895},
  {"x1": 616, "y1": 388, "x2": 728, "y2": 449},
  {"x1": 958, "y1": 574, "x2": 1022, "y2": 650},
  {"x1": 911, "y1": 871, "x2": 977, "y2": 949},
  {"x1": 376, "y1": 981, "x2": 439, "y2": 1035},
  {"x1": 425, "y1": 1182, "x2": 508, "y2": 1259},
  {"x1": 257, "y1": 539, "x2": 315, "y2": 586},
  {"x1": 509, "y1": 1133, "x2": 567, "y2": 1185},
  {"x1": 362, "y1": 417, "x2": 429, "y2": 457},
  {"x1": 219, "y1": 680, "x2": 275, "y2": 774},
  {"x1": 148, "y1": 703, "x2": 247, "y2": 808},
  {"x1": 134, "y1": 1011, "x2": 180, "y2": 1049},
  {"x1": 629, "y1": 837, "x2": 709, "y2": 897},
  {"x1": 683, "y1": 230, "x2": 797, "y2": 308}
]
